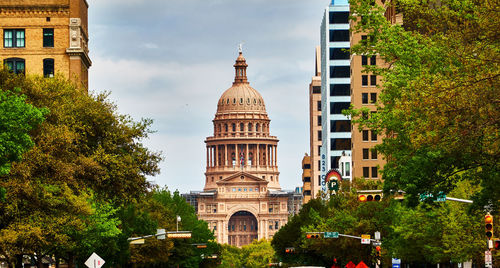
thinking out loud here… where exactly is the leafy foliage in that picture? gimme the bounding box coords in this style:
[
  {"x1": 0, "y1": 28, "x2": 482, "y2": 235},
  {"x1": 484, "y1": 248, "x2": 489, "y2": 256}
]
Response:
[
  {"x1": 220, "y1": 239, "x2": 275, "y2": 268},
  {"x1": 347, "y1": 0, "x2": 500, "y2": 208}
]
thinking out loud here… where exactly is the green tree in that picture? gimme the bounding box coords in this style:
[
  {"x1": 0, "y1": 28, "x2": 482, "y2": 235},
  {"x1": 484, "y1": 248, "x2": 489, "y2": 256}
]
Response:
[
  {"x1": 0, "y1": 77, "x2": 46, "y2": 202},
  {"x1": 220, "y1": 239, "x2": 275, "y2": 268},
  {"x1": 0, "y1": 71, "x2": 161, "y2": 267},
  {"x1": 347, "y1": 0, "x2": 500, "y2": 207}
]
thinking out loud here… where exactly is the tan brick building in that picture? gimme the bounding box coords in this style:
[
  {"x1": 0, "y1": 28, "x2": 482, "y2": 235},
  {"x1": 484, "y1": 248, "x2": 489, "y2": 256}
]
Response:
[
  {"x1": 195, "y1": 51, "x2": 289, "y2": 247},
  {"x1": 0, "y1": 0, "x2": 91, "y2": 89},
  {"x1": 303, "y1": 46, "x2": 322, "y2": 203},
  {"x1": 349, "y1": 0, "x2": 401, "y2": 180}
]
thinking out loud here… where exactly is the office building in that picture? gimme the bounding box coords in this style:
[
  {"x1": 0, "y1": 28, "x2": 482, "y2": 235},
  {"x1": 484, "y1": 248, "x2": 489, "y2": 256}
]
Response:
[{"x1": 0, "y1": 0, "x2": 91, "y2": 88}]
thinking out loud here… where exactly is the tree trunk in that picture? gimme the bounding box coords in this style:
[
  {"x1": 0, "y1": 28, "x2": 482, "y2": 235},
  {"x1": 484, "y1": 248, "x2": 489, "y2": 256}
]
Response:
[{"x1": 14, "y1": 255, "x2": 22, "y2": 268}]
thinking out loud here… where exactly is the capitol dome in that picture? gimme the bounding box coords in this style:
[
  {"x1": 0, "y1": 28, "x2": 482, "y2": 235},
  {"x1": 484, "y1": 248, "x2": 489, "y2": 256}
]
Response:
[{"x1": 216, "y1": 52, "x2": 267, "y2": 115}]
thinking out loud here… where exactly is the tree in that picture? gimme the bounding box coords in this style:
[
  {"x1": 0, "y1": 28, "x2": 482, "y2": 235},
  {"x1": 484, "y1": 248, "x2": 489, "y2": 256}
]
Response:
[
  {"x1": 220, "y1": 239, "x2": 275, "y2": 268},
  {"x1": 0, "y1": 71, "x2": 162, "y2": 267},
  {"x1": 347, "y1": 0, "x2": 500, "y2": 207},
  {"x1": 0, "y1": 77, "x2": 46, "y2": 202}
]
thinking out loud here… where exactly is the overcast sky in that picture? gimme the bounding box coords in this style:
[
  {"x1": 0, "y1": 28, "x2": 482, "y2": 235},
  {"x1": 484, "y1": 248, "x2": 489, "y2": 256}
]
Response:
[{"x1": 88, "y1": 0, "x2": 329, "y2": 193}]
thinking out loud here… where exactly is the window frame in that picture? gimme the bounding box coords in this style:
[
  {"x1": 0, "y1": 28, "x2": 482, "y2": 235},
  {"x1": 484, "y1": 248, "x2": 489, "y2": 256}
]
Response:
[
  {"x1": 370, "y1": 75, "x2": 377, "y2": 86},
  {"x1": 43, "y1": 28, "x2": 54, "y2": 48},
  {"x1": 4, "y1": 29, "x2": 25, "y2": 48},
  {"x1": 4, "y1": 58, "x2": 25, "y2": 74},
  {"x1": 362, "y1": 75, "x2": 368, "y2": 86},
  {"x1": 362, "y1": 93, "x2": 368, "y2": 104},
  {"x1": 43, "y1": 58, "x2": 54, "y2": 77}
]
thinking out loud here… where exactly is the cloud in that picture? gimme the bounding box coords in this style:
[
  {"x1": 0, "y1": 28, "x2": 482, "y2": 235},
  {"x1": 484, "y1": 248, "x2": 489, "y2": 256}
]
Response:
[{"x1": 88, "y1": 0, "x2": 329, "y2": 193}]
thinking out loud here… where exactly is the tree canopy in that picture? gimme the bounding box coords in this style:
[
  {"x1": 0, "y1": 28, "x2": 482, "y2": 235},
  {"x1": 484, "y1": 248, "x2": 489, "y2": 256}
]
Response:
[{"x1": 347, "y1": 0, "x2": 500, "y2": 207}]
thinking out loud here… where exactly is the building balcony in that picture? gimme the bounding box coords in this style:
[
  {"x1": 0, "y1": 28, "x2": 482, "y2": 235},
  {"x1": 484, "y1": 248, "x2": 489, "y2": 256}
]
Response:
[{"x1": 206, "y1": 165, "x2": 278, "y2": 173}]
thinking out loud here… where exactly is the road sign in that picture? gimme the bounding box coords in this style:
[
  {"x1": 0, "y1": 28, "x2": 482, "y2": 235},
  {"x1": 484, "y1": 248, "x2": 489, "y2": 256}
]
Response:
[
  {"x1": 85, "y1": 253, "x2": 105, "y2": 268},
  {"x1": 324, "y1": 232, "x2": 339, "y2": 238},
  {"x1": 485, "y1": 251, "x2": 492, "y2": 264},
  {"x1": 419, "y1": 192, "x2": 446, "y2": 202},
  {"x1": 372, "y1": 241, "x2": 381, "y2": 246},
  {"x1": 392, "y1": 258, "x2": 401, "y2": 264},
  {"x1": 392, "y1": 264, "x2": 401, "y2": 268},
  {"x1": 375, "y1": 231, "x2": 381, "y2": 240},
  {"x1": 361, "y1": 234, "x2": 371, "y2": 244},
  {"x1": 167, "y1": 231, "x2": 192, "y2": 239}
]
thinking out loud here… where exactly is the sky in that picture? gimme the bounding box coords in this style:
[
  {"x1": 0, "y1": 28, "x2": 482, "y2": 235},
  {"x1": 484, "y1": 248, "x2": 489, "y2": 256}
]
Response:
[{"x1": 88, "y1": 0, "x2": 329, "y2": 194}]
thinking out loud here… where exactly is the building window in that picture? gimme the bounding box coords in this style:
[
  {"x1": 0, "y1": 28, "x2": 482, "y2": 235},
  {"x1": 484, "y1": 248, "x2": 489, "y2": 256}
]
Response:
[
  {"x1": 317, "y1": 146, "x2": 321, "y2": 156},
  {"x1": 43, "y1": 28, "x2": 54, "y2": 47},
  {"x1": 361, "y1": 35, "x2": 367, "y2": 43},
  {"x1": 330, "y1": 138, "x2": 351, "y2": 151},
  {"x1": 371, "y1": 131, "x2": 378, "y2": 141},
  {"x1": 275, "y1": 221, "x2": 279, "y2": 230},
  {"x1": 362, "y1": 55, "x2": 368, "y2": 66},
  {"x1": 362, "y1": 93, "x2": 368, "y2": 104},
  {"x1": 370, "y1": 75, "x2": 377, "y2": 86},
  {"x1": 362, "y1": 75, "x2": 368, "y2": 86},
  {"x1": 363, "y1": 167, "x2": 369, "y2": 178},
  {"x1": 330, "y1": 47, "x2": 350, "y2": 60},
  {"x1": 317, "y1": 100, "x2": 321, "y2": 111},
  {"x1": 372, "y1": 167, "x2": 378, "y2": 178},
  {"x1": 330, "y1": 120, "x2": 351, "y2": 132},
  {"x1": 43, "y1": 58, "x2": 54, "y2": 77},
  {"x1": 318, "y1": 160, "x2": 321, "y2": 171},
  {"x1": 4, "y1": 29, "x2": 25, "y2": 48},
  {"x1": 269, "y1": 203, "x2": 279, "y2": 213},
  {"x1": 317, "y1": 115, "x2": 321, "y2": 126},
  {"x1": 232, "y1": 123, "x2": 236, "y2": 132},
  {"x1": 371, "y1": 149, "x2": 378, "y2": 159},
  {"x1": 363, "y1": 148, "x2": 369, "y2": 159},
  {"x1": 206, "y1": 204, "x2": 217, "y2": 214},
  {"x1": 330, "y1": 84, "x2": 350, "y2": 96},
  {"x1": 329, "y1": 11, "x2": 349, "y2": 24},
  {"x1": 329, "y1": 30, "x2": 350, "y2": 42},
  {"x1": 370, "y1": 55, "x2": 376, "y2": 65},
  {"x1": 330, "y1": 102, "x2": 350, "y2": 114},
  {"x1": 370, "y1": 93, "x2": 377, "y2": 103},
  {"x1": 318, "y1": 175, "x2": 321, "y2": 185},
  {"x1": 4, "y1": 58, "x2": 25, "y2": 74},
  {"x1": 313, "y1": 86, "x2": 321, "y2": 94},
  {"x1": 330, "y1": 66, "x2": 350, "y2": 78},
  {"x1": 362, "y1": 130, "x2": 369, "y2": 141},
  {"x1": 345, "y1": 162, "x2": 351, "y2": 176},
  {"x1": 318, "y1": 130, "x2": 322, "y2": 141}
]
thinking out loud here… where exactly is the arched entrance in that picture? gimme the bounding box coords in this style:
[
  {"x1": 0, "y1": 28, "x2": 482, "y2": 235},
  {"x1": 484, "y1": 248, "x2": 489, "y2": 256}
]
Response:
[{"x1": 227, "y1": 211, "x2": 258, "y2": 247}]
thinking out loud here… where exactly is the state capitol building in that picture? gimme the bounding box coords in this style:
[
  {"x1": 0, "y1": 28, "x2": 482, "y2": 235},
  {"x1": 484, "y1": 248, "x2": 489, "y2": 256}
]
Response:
[{"x1": 183, "y1": 51, "x2": 302, "y2": 247}]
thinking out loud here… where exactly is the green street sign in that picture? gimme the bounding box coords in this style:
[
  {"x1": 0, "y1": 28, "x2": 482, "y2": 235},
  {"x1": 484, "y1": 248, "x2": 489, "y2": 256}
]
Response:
[
  {"x1": 324, "y1": 232, "x2": 339, "y2": 238},
  {"x1": 419, "y1": 192, "x2": 446, "y2": 202}
]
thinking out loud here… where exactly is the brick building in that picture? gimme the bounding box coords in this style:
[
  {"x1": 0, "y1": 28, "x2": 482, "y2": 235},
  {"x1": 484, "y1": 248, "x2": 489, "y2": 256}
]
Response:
[{"x1": 0, "y1": 0, "x2": 91, "y2": 88}]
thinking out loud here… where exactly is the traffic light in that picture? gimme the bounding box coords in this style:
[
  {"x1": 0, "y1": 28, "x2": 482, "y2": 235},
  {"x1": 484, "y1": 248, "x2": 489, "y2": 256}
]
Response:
[
  {"x1": 306, "y1": 233, "x2": 321, "y2": 239},
  {"x1": 358, "y1": 194, "x2": 382, "y2": 202},
  {"x1": 494, "y1": 240, "x2": 500, "y2": 250},
  {"x1": 485, "y1": 213, "x2": 494, "y2": 239},
  {"x1": 375, "y1": 246, "x2": 381, "y2": 257}
]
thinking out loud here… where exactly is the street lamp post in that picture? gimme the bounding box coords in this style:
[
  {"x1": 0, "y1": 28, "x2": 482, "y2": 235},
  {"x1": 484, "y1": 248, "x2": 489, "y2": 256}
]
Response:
[{"x1": 177, "y1": 215, "x2": 181, "y2": 232}]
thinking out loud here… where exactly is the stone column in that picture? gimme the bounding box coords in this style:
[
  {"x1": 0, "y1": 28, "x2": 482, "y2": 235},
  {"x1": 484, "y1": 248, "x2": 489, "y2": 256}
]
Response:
[
  {"x1": 235, "y1": 144, "x2": 238, "y2": 167},
  {"x1": 256, "y1": 144, "x2": 260, "y2": 166},
  {"x1": 224, "y1": 144, "x2": 228, "y2": 166},
  {"x1": 265, "y1": 145, "x2": 269, "y2": 167},
  {"x1": 206, "y1": 146, "x2": 209, "y2": 167},
  {"x1": 274, "y1": 145, "x2": 277, "y2": 167},
  {"x1": 215, "y1": 145, "x2": 218, "y2": 167},
  {"x1": 245, "y1": 144, "x2": 249, "y2": 167}
]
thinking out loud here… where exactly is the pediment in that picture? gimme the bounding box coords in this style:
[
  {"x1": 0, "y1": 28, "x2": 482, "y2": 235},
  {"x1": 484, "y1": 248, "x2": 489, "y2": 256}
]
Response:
[{"x1": 216, "y1": 172, "x2": 268, "y2": 185}]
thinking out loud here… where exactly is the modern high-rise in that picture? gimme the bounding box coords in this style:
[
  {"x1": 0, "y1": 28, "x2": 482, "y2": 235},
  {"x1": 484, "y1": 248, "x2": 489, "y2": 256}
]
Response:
[
  {"x1": 318, "y1": 0, "x2": 401, "y2": 183},
  {"x1": 320, "y1": 0, "x2": 352, "y2": 186},
  {"x1": 0, "y1": 0, "x2": 91, "y2": 89}
]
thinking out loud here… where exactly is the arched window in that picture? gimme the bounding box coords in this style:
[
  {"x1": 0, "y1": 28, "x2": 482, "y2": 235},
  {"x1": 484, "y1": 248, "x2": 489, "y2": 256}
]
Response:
[
  {"x1": 43, "y1": 58, "x2": 54, "y2": 77},
  {"x1": 4, "y1": 58, "x2": 25, "y2": 74},
  {"x1": 256, "y1": 123, "x2": 260, "y2": 132},
  {"x1": 240, "y1": 123, "x2": 244, "y2": 132},
  {"x1": 232, "y1": 123, "x2": 236, "y2": 132},
  {"x1": 248, "y1": 123, "x2": 253, "y2": 132},
  {"x1": 225, "y1": 124, "x2": 228, "y2": 132}
]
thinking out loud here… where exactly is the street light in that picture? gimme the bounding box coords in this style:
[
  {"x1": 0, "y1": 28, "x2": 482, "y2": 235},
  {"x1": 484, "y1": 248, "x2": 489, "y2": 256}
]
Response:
[{"x1": 177, "y1": 215, "x2": 181, "y2": 232}]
